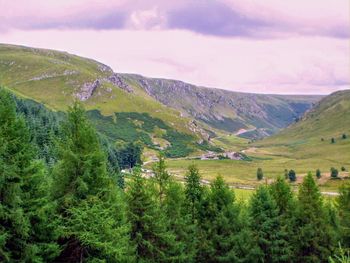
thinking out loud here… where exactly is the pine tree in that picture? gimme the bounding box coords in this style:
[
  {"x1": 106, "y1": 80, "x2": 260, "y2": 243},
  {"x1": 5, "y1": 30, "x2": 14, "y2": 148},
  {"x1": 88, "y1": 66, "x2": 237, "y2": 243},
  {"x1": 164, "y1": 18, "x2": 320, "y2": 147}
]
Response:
[
  {"x1": 184, "y1": 164, "x2": 203, "y2": 222},
  {"x1": 296, "y1": 172, "x2": 335, "y2": 262},
  {"x1": 52, "y1": 102, "x2": 133, "y2": 262},
  {"x1": 127, "y1": 167, "x2": 176, "y2": 262},
  {"x1": 249, "y1": 186, "x2": 290, "y2": 262}
]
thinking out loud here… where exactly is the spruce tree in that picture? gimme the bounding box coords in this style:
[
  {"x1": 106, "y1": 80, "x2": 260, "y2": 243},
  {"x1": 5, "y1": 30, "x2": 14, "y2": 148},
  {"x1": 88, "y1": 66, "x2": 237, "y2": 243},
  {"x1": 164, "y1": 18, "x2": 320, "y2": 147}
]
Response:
[
  {"x1": 0, "y1": 89, "x2": 58, "y2": 262},
  {"x1": 164, "y1": 181, "x2": 197, "y2": 262},
  {"x1": 127, "y1": 167, "x2": 176, "y2": 262},
  {"x1": 152, "y1": 153, "x2": 170, "y2": 203},
  {"x1": 203, "y1": 175, "x2": 241, "y2": 262},
  {"x1": 184, "y1": 164, "x2": 203, "y2": 222},
  {"x1": 52, "y1": 102, "x2": 133, "y2": 262},
  {"x1": 269, "y1": 176, "x2": 296, "y2": 260},
  {"x1": 249, "y1": 186, "x2": 290, "y2": 262},
  {"x1": 296, "y1": 172, "x2": 335, "y2": 262},
  {"x1": 0, "y1": 89, "x2": 31, "y2": 261}
]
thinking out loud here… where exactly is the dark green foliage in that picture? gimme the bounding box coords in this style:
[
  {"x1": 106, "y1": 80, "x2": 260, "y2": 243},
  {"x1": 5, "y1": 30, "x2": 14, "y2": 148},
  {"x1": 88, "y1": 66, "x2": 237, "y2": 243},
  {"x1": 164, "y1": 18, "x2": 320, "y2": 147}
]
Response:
[
  {"x1": 152, "y1": 154, "x2": 171, "y2": 202},
  {"x1": 257, "y1": 168, "x2": 264, "y2": 180},
  {"x1": 0, "y1": 89, "x2": 58, "y2": 262},
  {"x1": 342, "y1": 134, "x2": 347, "y2": 139},
  {"x1": 0, "y1": 89, "x2": 32, "y2": 261},
  {"x1": 164, "y1": 181, "x2": 197, "y2": 262},
  {"x1": 197, "y1": 176, "x2": 242, "y2": 262},
  {"x1": 118, "y1": 142, "x2": 143, "y2": 169},
  {"x1": 185, "y1": 165, "x2": 203, "y2": 222},
  {"x1": 341, "y1": 167, "x2": 346, "y2": 172},
  {"x1": 87, "y1": 110, "x2": 214, "y2": 158},
  {"x1": 52, "y1": 102, "x2": 133, "y2": 262},
  {"x1": 163, "y1": 130, "x2": 194, "y2": 158},
  {"x1": 332, "y1": 137, "x2": 336, "y2": 144},
  {"x1": 249, "y1": 186, "x2": 291, "y2": 262},
  {"x1": 331, "y1": 167, "x2": 339, "y2": 178},
  {"x1": 296, "y1": 173, "x2": 335, "y2": 262},
  {"x1": 127, "y1": 167, "x2": 176, "y2": 262},
  {"x1": 316, "y1": 169, "x2": 322, "y2": 179},
  {"x1": 288, "y1": 169, "x2": 297, "y2": 182},
  {"x1": 338, "y1": 183, "x2": 350, "y2": 248},
  {"x1": 269, "y1": 177, "x2": 297, "y2": 260}
]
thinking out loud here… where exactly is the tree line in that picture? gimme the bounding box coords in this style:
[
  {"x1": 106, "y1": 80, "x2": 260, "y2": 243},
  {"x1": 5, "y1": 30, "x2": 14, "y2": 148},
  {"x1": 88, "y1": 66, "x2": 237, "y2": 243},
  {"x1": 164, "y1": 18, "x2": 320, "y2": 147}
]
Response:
[{"x1": 1, "y1": 89, "x2": 350, "y2": 262}]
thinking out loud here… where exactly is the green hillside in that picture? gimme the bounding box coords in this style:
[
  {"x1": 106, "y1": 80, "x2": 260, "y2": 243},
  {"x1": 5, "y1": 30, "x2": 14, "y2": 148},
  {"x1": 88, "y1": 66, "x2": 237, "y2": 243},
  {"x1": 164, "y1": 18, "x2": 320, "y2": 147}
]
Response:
[
  {"x1": 0, "y1": 44, "x2": 215, "y2": 157},
  {"x1": 162, "y1": 90, "x2": 350, "y2": 191},
  {"x1": 0, "y1": 43, "x2": 326, "y2": 158}
]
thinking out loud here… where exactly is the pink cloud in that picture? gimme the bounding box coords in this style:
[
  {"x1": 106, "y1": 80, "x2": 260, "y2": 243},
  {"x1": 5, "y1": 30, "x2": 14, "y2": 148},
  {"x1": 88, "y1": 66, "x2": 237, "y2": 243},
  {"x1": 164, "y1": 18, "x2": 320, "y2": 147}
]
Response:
[{"x1": 1, "y1": 29, "x2": 348, "y2": 94}]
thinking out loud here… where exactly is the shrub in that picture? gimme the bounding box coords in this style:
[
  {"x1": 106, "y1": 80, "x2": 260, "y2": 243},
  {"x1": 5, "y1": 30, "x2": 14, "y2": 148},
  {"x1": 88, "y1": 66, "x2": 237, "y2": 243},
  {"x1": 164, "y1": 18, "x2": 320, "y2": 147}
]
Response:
[
  {"x1": 257, "y1": 168, "x2": 264, "y2": 180},
  {"x1": 341, "y1": 167, "x2": 346, "y2": 172},
  {"x1": 331, "y1": 138, "x2": 335, "y2": 144},
  {"x1": 316, "y1": 169, "x2": 321, "y2": 179},
  {"x1": 342, "y1": 134, "x2": 347, "y2": 139},
  {"x1": 288, "y1": 170, "x2": 296, "y2": 182},
  {"x1": 331, "y1": 167, "x2": 339, "y2": 178}
]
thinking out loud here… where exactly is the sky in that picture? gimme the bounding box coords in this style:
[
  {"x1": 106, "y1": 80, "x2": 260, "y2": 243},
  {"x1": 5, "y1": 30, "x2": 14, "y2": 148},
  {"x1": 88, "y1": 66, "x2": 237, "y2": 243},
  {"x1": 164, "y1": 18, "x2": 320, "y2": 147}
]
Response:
[{"x1": 0, "y1": 0, "x2": 349, "y2": 94}]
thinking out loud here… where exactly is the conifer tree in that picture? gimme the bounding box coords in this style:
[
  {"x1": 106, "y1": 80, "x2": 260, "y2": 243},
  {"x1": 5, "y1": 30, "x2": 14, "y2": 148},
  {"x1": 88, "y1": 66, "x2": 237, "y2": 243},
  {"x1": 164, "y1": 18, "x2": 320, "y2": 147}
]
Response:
[
  {"x1": 164, "y1": 181, "x2": 197, "y2": 262},
  {"x1": 184, "y1": 164, "x2": 203, "y2": 222},
  {"x1": 0, "y1": 89, "x2": 31, "y2": 261},
  {"x1": 249, "y1": 186, "x2": 290, "y2": 262},
  {"x1": 296, "y1": 172, "x2": 335, "y2": 262},
  {"x1": 338, "y1": 183, "x2": 350, "y2": 248},
  {"x1": 0, "y1": 89, "x2": 58, "y2": 262},
  {"x1": 152, "y1": 153, "x2": 170, "y2": 203},
  {"x1": 127, "y1": 167, "x2": 177, "y2": 262},
  {"x1": 269, "y1": 176, "x2": 296, "y2": 260},
  {"x1": 52, "y1": 102, "x2": 133, "y2": 262},
  {"x1": 202, "y1": 175, "x2": 241, "y2": 262}
]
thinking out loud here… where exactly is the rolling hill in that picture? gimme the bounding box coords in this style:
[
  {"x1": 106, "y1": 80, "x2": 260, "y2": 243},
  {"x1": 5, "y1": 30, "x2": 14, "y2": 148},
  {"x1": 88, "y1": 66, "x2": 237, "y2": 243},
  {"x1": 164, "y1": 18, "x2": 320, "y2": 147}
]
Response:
[{"x1": 0, "y1": 43, "x2": 322, "y2": 157}]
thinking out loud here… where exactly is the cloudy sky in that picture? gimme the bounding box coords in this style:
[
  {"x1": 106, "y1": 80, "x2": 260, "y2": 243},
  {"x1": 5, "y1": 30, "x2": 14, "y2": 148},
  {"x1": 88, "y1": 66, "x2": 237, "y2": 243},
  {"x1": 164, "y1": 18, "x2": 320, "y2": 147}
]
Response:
[{"x1": 0, "y1": 0, "x2": 349, "y2": 94}]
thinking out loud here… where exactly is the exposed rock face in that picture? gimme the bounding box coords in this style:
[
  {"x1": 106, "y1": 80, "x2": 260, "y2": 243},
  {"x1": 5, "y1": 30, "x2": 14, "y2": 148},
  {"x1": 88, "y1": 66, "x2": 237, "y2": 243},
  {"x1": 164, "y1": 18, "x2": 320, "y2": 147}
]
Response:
[
  {"x1": 107, "y1": 74, "x2": 133, "y2": 93},
  {"x1": 126, "y1": 74, "x2": 321, "y2": 139},
  {"x1": 76, "y1": 73, "x2": 133, "y2": 101},
  {"x1": 76, "y1": 79, "x2": 101, "y2": 101}
]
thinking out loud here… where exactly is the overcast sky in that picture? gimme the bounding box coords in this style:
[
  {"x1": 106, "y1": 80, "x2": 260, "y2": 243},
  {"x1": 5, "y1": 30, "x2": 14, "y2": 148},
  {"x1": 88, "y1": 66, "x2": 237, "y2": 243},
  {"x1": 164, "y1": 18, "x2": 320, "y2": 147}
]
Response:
[{"x1": 0, "y1": 0, "x2": 349, "y2": 94}]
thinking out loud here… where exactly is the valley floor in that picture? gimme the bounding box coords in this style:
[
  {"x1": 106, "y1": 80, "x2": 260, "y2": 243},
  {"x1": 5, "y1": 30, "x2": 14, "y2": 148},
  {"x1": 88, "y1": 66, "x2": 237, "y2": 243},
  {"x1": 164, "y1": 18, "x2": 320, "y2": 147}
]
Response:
[{"x1": 144, "y1": 133, "x2": 350, "y2": 199}]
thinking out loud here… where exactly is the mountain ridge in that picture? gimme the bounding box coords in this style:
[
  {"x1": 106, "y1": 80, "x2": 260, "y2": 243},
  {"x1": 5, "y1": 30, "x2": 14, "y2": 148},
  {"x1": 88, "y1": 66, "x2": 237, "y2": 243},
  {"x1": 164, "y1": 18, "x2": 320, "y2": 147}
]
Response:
[{"x1": 0, "y1": 43, "x2": 322, "y2": 152}]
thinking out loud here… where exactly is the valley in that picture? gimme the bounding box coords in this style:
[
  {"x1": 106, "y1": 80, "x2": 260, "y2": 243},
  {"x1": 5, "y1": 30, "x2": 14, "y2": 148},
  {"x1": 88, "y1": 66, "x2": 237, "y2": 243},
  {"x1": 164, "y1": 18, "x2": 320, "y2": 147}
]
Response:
[{"x1": 1, "y1": 44, "x2": 349, "y2": 196}]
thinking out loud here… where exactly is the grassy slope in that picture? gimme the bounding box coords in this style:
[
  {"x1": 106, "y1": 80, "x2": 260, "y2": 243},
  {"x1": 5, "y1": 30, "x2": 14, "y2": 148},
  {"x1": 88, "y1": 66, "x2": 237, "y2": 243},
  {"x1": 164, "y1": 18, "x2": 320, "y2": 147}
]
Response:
[
  {"x1": 163, "y1": 90, "x2": 350, "y2": 191},
  {"x1": 0, "y1": 44, "x2": 216, "y2": 158},
  {"x1": 0, "y1": 44, "x2": 194, "y2": 133}
]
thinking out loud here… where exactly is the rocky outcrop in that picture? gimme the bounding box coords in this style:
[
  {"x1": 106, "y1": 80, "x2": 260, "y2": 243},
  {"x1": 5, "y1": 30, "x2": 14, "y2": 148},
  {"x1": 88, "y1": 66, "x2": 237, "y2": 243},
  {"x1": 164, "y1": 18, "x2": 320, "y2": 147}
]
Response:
[
  {"x1": 76, "y1": 79, "x2": 100, "y2": 101},
  {"x1": 107, "y1": 74, "x2": 133, "y2": 93},
  {"x1": 76, "y1": 73, "x2": 133, "y2": 101}
]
